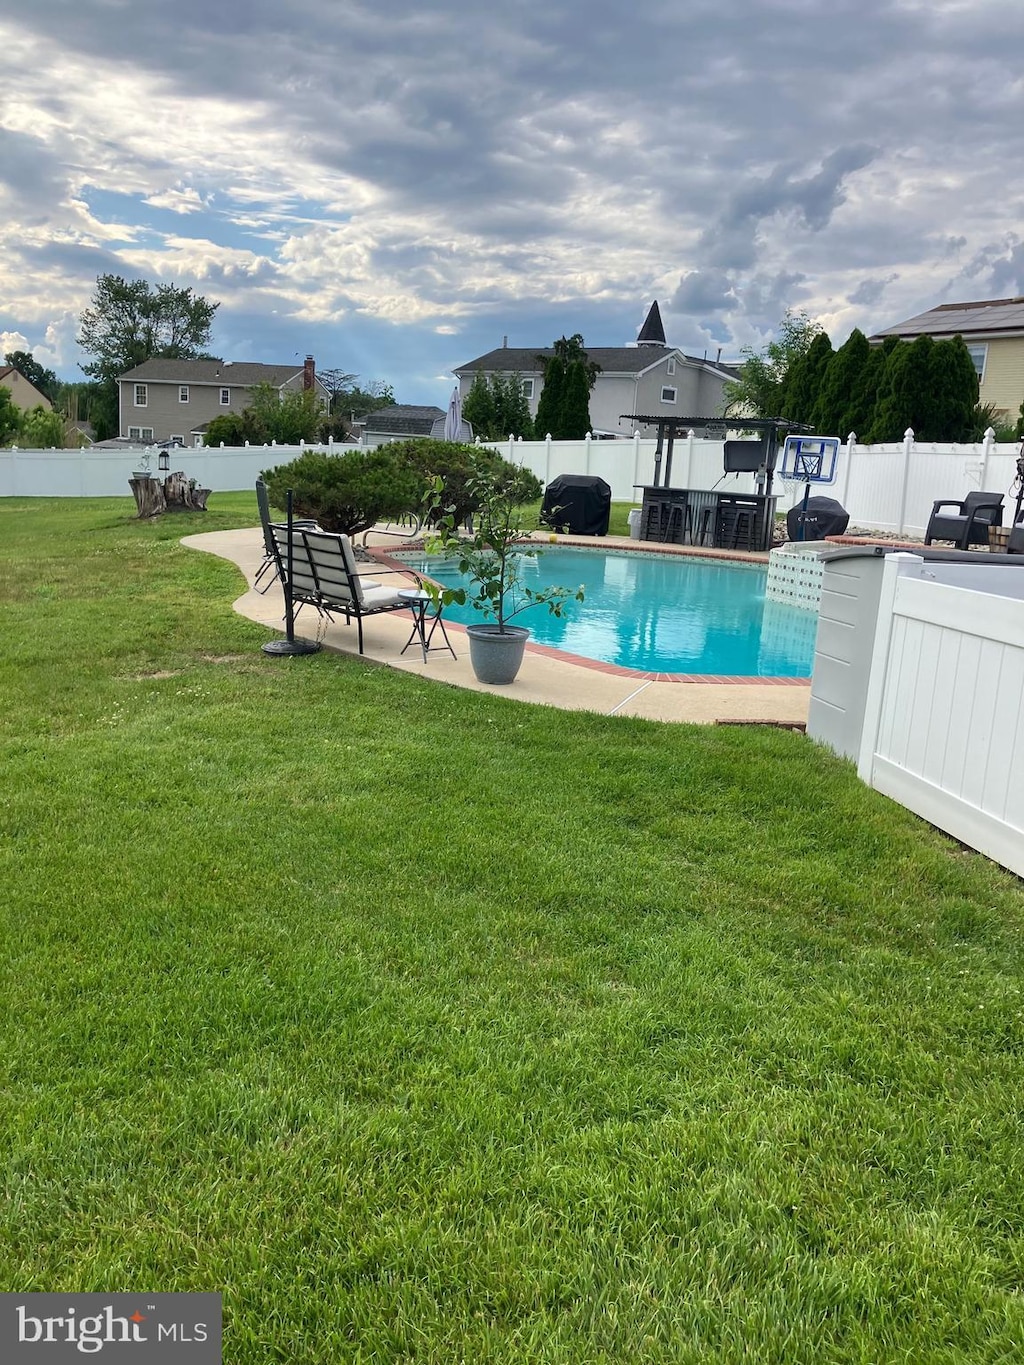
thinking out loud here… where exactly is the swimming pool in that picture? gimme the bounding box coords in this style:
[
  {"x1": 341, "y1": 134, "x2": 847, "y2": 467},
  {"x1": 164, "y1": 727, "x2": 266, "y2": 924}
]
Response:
[{"x1": 396, "y1": 546, "x2": 819, "y2": 677}]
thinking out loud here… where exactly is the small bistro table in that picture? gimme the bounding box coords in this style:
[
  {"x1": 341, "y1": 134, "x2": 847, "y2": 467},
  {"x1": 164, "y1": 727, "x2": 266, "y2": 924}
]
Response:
[{"x1": 398, "y1": 589, "x2": 457, "y2": 662}]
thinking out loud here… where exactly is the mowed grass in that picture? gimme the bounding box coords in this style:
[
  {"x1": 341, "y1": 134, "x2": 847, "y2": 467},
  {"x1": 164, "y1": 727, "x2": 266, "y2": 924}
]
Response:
[{"x1": 2, "y1": 495, "x2": 1023, "y2": 1363}]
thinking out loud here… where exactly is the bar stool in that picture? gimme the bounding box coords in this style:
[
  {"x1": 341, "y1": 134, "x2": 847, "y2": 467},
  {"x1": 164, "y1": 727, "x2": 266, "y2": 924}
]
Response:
[
  {"x1": 697, "y1": 505, "x2": 717, "y2": 547},
  {"x1": 720, "y1": 502, "x2": 758, "y2": 549},
  {"x1": 663, "y1": 497, "x2": 688, "y2": 543},
  {"x1": 642, "y1": 497, "x2": 672, "y2": 541}
]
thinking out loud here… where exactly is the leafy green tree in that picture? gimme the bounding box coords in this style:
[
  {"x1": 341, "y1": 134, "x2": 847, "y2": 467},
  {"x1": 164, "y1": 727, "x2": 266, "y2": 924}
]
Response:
[
  {"x1": 78, "y1": 275, "x2": 219, "y2": 381},
  {"x1": 1016, "y1": 397, "x2": 1024, "y2": 440},
  {"x1": 781, "y1": 332, "x2": 833, "y2": 425},
  {"x1": 462, "y1": 371, "x2": 496, "y2": 437},
  {"x1": 246, "y1": 383, "x2": 323, "y2": 444},
  {"x1": 808, "y1": 328, "x2": 870, "y2": 436},
  {"x1": 18, "y1": 405, "x2": 65, "y2": 447},
  {"x1": 723, "y1": 312, "x2": 824, "y2": 418},
  {"x1": 4, "y1": 350, "x2": 61, "y2": 404},
  {"x1": 203, "y1": 412, "x2": 249, "y2": 446},
  {"x1": 0, "y1": 386, "x2": 21, "y2": 445},
  {"x1": 463, "y1": 372, "x2": 534, "y2": 440},
  {"x1": 78, "y1": 274, "x2": 219, "y2": 442}
]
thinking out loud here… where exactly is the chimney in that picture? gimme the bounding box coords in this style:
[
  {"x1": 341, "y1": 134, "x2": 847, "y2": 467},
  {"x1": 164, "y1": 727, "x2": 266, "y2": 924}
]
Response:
[
  {"x1": 502, "y1": 335, "x2": 508, "y2": 348},
  {"x1": 303, "y1": 355, "x2": 315, "y2": 390}
]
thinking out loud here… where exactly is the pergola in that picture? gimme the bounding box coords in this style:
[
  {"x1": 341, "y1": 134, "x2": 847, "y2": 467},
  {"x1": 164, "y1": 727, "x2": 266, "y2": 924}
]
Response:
[{"x1": 620, "y1": 415, "x2": 814, "y2": 499}]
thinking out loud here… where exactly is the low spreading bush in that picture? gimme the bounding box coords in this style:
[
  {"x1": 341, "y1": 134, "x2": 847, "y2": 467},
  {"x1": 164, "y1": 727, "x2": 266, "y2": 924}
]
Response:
[
  {"x1": 263, "y1": 439, "x2": 542, "y2": 537},
  {"x1": 262, "y1": 448, "x2": 422, "y2": 535}
]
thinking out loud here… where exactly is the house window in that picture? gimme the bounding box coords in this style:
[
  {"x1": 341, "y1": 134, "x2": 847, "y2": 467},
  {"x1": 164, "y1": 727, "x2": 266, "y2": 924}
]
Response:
[
  {"x1": 179, "y1": 385, "x2": 189, "y2": 403},
  {"x1": 966, "y1": 344, "x2": 987, "y2": 382},
  {"x1": 660, "y1": 386, "x2": 677, "y2": 403},
  {"x1": 666, "y1": 359, "x2": 676, "y2": 377},
  {"x1": 128, "y1": 426, "x2": 154, "y2": 441},
  {"x1": 219, "y1": 388, "x2": 230, "y2": 406},
  {"x1": 133, "y1": 384, "x2": 147, "y2": 407},
  {"x1": 522, "y1": 378, "x2": 535, "y2": 399}
]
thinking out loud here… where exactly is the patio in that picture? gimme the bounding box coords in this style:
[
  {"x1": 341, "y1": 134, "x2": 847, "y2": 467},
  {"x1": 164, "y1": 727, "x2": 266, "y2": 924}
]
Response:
[{"x1": 183, "y1": 525, "x2": 812, "y2": 728}]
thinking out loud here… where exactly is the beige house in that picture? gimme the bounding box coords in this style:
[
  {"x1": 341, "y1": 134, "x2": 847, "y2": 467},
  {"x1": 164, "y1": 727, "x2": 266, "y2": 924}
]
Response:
[
  {"x1": 871, "y1": 297, "x2": 1024, "y2": 424},
  {"x1": 0, "y1": 366, "x2": 53, "y2": 412},
  {"x1": 454, "y1": 302, "x2": 737, "y2": 438},
  {"x1": 116, "y1": 356, "x2": 329, "y2": 443}
]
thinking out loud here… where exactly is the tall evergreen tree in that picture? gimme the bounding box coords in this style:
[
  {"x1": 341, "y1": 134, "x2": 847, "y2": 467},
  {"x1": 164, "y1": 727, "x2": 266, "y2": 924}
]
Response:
[
  {"x1": 810, "y1": 328, "x2": 870, "y2": 436},
  {"x1": 558, "y1": 360, "x2": 592, "y2": 438},
  {"x1": 867, "y1": 338, "x2": 922, "y2": 441},
  {"x1": 781, "y1": 332, "x2": 833, "y2": 424},
  {"x1": 922, "y1": 336, "x2": 979, "y2": 441},
  {"x1": 462, "y1": 370, "x2": 496, "y2": 437},
  {"x1": 534, "y1": 356, "x2": 566, "y2": 438}
]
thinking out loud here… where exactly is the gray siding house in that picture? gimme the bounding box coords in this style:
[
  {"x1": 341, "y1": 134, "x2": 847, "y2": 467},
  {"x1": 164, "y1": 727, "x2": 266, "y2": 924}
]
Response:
[
  {"x1": 117, "y1": 356, "x2": 329, "y2": 443},
  {"x1": 453, "y1": 303, "x2": 737, "y2": 437}
]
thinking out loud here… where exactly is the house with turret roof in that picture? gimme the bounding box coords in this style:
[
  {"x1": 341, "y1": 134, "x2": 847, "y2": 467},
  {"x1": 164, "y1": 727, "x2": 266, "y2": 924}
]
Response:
[{"x1": 453, "y1": 303, "x2": 737, "y2": 437}]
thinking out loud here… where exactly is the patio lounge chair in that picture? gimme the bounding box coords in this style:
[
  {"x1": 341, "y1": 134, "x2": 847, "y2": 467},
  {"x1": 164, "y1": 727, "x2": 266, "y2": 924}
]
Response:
[
  {"x1": 270, "y1": 523, "x2": 420, "y2": 654},
  {"x1": 923, "y1": 491, "x2": 1003, "y2": 550},
  {"x1": 1007, "y1": 515, "x2": 1024, "y2": 554},
  {"x1": 255, "y1": 479, "x2": 319, "y2": 594}
]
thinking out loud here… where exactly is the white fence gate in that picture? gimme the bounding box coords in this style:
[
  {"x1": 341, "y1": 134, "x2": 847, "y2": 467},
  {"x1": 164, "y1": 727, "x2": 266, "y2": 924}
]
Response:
[{"x1": 857, "y1": 553, "x2": 1024, "y2": 878}]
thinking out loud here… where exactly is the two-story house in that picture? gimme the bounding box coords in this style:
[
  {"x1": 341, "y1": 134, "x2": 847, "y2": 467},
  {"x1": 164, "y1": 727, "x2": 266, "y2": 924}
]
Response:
[
  {"x1": 870, "y1": 297, "x2": 1024, "y2": 424},
  {"x1": 116, "y1": 355, "x2": 329, "y2": 444},
  {"x1": 453, "y1": 303, "x2": 738, "y2": 437}
]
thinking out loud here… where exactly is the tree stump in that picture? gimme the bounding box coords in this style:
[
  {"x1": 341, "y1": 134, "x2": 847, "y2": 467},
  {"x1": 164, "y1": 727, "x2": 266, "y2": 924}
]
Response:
[
  {"x1": 165, "y1": 470, "x2": 211, "y2": 511},
  {"x1": 130, "y1": 475, "x2": 167, "y2": 518},
  {"x1": 129, "y1": 472, "x2": 211, "y2": 517}
]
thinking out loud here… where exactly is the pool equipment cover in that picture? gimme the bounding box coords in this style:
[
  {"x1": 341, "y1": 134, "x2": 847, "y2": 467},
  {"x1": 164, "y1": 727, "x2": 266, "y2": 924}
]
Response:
[
  {"x1": 786, "y1": 495, "x2": 850, "y2": 542},
  {"x1": 541, "y1": 474, "x2": 612, "y2": 536}
]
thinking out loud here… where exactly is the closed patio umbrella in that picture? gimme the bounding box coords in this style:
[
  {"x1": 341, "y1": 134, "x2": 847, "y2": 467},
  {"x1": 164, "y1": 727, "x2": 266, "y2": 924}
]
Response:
[{"x1": 443, "y1": 385, "x2": 463, "y2": 442}]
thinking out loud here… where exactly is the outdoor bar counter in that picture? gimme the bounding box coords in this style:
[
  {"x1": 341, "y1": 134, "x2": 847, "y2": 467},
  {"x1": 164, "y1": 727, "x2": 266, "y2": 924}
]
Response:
[{"x1": 638, "y1": 486, "x2": 778, "y2": 552}]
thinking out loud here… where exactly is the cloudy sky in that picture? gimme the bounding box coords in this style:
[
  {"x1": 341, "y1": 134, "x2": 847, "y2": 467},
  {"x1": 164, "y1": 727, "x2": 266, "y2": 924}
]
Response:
[{"x1": 2, "y1": 0, "x2": 1023, "y2": 405}]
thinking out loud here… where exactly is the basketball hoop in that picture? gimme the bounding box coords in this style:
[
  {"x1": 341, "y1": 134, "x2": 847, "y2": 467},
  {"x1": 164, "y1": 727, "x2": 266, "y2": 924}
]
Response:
[{"x1": 777, "y1": 436, "x2": 841, "y2": 541}]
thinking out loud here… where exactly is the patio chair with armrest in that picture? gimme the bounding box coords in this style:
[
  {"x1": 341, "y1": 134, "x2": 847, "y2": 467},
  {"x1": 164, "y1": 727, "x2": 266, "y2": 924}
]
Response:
[
  {"x1": 923, "y1": 491, "x2": 1004, "y2": 550},
  {"x1": 254, "y1": 478, "x2": 319, "y2": 594},
  {"x1": 270, "y1": 524, "x2": 422, "y2": 654}
]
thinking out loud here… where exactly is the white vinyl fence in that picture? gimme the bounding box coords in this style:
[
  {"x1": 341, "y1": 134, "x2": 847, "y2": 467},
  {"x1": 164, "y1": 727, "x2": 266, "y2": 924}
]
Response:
[
  {"x1": 857, "y1": 553, "x2": 1024, "y2": 879},
  {"x1": 2, "y1": 429, "x2": 1021, "y2": 537}
]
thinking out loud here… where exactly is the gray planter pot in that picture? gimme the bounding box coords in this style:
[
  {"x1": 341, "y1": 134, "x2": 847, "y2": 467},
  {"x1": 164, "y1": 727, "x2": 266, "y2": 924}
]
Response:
[{"x1": 466, "y1": 623, "x2": 530, "y2": 684}]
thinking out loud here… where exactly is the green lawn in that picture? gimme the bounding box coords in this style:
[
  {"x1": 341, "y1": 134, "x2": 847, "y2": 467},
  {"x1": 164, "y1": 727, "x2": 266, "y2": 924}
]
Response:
[{"x1": 2, "y1": 494, "x2": 1023, "y2": 1363}]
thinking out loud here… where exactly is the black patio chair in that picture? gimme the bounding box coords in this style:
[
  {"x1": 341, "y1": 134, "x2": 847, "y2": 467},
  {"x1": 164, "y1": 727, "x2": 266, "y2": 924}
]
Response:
[
  {"x1": 254, "y1": 478, "x2": 318, "y2": 593},
  {"x1": 923, "y1": 491, "x2": 1003, "y2": 551}
]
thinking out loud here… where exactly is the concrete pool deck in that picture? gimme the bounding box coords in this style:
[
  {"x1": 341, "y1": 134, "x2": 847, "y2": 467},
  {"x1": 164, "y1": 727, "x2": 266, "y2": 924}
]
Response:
[{"x1": 182, "y1": 526, "x2": 812, "y2": 728}]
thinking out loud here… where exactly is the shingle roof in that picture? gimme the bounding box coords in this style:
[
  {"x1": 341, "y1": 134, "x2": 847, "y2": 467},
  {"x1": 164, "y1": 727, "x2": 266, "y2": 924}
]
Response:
[
  {"x1": 118, "y1": 358, "x2": 311, "y2": 386},
  {"x1": 871, "y1": 296, "x2": 1024, "y2": 340},
  {"x1": 454, "y1": 345, "x2": 735, "y2": 378},
  {"x1": 363, "y1": 404, "x2": 445, "y2": 435}
]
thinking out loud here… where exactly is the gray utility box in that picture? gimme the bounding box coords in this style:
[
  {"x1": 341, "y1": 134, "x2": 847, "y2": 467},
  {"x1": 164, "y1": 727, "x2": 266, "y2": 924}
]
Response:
[{"x1": 807, "y1": 544, "x2": 1024, "y2": 762}]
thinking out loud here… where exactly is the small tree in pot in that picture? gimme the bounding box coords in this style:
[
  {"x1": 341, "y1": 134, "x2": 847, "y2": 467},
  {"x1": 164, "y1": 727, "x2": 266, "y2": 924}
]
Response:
[{"x1": 423, "y1": 462, "x2": 584, "y2": 684}]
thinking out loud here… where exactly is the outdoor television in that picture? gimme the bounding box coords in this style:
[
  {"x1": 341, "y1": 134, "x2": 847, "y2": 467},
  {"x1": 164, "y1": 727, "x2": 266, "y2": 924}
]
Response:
[{"x1": 723, "y1": 440, "x2": 766, "y2": 474}]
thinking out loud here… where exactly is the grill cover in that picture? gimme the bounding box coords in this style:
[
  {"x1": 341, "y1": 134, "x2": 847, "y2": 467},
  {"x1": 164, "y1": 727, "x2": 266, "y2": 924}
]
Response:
[
  {"x1": 541, "y1": 474, "x2": 612, "y2": 536},
  {"x1": 786, "y1": 495, "x2": 850, "y2": 542}
]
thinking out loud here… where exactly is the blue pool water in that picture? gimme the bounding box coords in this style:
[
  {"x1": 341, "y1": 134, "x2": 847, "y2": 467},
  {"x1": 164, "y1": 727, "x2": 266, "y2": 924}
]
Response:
[{"x1": 398, "y1": 547, "x2": 818, "y2": 677}]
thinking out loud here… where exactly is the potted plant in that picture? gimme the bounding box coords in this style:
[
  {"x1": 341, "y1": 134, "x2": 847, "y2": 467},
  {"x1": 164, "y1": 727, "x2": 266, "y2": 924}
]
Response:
[{"x1": 423, "y1": 463, "x2": 583, "y2": 684}]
